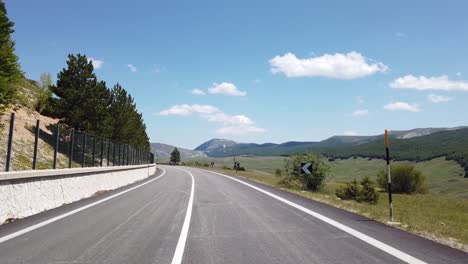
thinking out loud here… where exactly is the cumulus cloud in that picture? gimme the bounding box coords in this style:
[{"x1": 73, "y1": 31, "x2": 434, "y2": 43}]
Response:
[
  {"x1": 390, "y1": 75, "x2": 468, "y2": 91},
  {"x1": 269, "y1": 51, "x2": 388, "y2": 79},
  {"x1": 191, "y1": 89, "x2": 206, "y2": 96},
  {"x1": 158, "y1": 104, "x2": 264, "y2": 135},
  {"x1": 127, "y1": 64, "x2": 137, "y2": 72},
  {"x1": 343, "y1": 130, "x2": 359, "y2": 136},
  {"x1": 89, "y1": 57, "x2": 104, "y2": 69},
  {"x1": 383, "y1": 102, "x2": 421, "y2": 112},
  {"x1": 216, "y1": 125, "x2": 266, "y2": 135},
  {"x1": 158, "y1": 104, "x2": 219, "y2": 116},
  {"x1": 208, "y1": 82, "x2": 246, "y2": 96},
  {"x1": 428, "y1": 94, "x2": 452, "y2": 103},
  {"x1": 352, "y1": 109, "x2": 369, "y2": 117},
  {"x1": 357, "y1": 96, "x2": 364, "y2": 104}
]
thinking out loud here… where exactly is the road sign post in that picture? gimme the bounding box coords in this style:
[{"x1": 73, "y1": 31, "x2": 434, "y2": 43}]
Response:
[
  {"x1": 301, "y1": 162, "x2": 313, "y2": 190},
  {"x1": 385, "y1": 130, "x2": 394, "y2": 222}
]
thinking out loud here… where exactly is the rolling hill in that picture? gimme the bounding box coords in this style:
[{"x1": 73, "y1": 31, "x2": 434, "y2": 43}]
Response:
[
  {"x1": 150, "y1": 143, "x2": 207, "y2": 160},
  {"x1": 192, "y1": 127, "x2": 468, "y2": 176}
]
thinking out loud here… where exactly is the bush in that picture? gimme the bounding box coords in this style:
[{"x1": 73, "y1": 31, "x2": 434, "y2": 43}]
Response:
[
  {"x1": 335, "y1": 176, "x2": 379, "y2": 204},
  {"x1": 284, "y1": 153, "x2": 329, "y2": 191},
  {"x1": 377, "y1": 164, "x2": 426, "y2": 194},
  {"x1": 222, "y1": 165, "x2": 231, "y2": 170},
  {"x1": 202, "y1": 163, "x2": 210, "y2": 167},
  {"x1": 275, "y1": 168, "x2": 282, "y2": 177},
  {"x1": 335, "y1": 180, "x2": 360, "y2": 201}
]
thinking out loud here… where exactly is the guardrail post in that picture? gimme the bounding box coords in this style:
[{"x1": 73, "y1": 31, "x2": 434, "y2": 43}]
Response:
[
  {"x1": 118, "y1": 143, "x2": 121, "y2": 166},
  {"x1": 68, "y1": 128, "x2": 74, "y2": 168},
  {"x1": 92, "y1": 136, "x2": 96, "y2": 167},
  {"x1": 53, "y1": 124, "x2": 59, "y2": 169},
  {"x1": 5, "y1": 113, "x2": 15, "y2": 172},
  {"x1": 122, "y1": 144, "x2": 126, "y2": 166},
  {"x1": 100, "y1": 138, "x2": 104, "y2": 167},
  {"x1": 126, "y1": 145, "x2": 130, "y2": 165},
  {"x1": 112, "y1": 142, "x2": 116, "y2": 166},
  {"x1": 107, "y1": 139, "x2": 111, "y2": 166},
  {"x1": 32, "y1": 119, "x2": 40, "y2": 170},
  {"x1": 82, "y1": 133, "x2": 87, "y2": 167}
]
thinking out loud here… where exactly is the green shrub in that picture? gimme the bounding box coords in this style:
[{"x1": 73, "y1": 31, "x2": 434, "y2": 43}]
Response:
[
  {"x1": 275, "y1": 168, "x2": 282, "y2": 177},
  {"x1": 358, "y1": 177, "x2": 379, "y2": 204},
  {"x1": 335, "y1": 176, "x2": 379, "y2": 204},
  {"x1": 284, "y1": 153, "x2": 329, "y2": 191},
  {"x1": 202, "y1": 163, "x2": 210, "y2": 167},
  {"x1": 377, "y1": 164, "x2": 426, "y2": 194},
  {"x1": 335, "y1": 180, "x2": 360, "y2": 201}
]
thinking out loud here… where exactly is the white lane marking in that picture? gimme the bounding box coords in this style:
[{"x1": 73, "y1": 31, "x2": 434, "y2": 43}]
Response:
[
  {"x1": 0, "y1": 169, "x2": 166, "y2": 244},
  {"x1": 198, "y1": 169, "x2": 427, "y2": 264},
  {"x1": 171, "y1": 168, "x2": 195, "y2": 264}
]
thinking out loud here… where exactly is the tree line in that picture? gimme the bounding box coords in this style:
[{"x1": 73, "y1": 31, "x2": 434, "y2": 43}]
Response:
[
  {"x1": 0, "y1": 0, "x2": 22, "y2": 111},
  {"x1": 0, "y1": 2, "x2": 149, "y2": 150}
]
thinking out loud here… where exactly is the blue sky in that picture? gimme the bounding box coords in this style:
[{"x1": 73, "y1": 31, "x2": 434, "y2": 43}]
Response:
[{"x1": 5, "y1": 0, "x2": 468, "y2": 149}]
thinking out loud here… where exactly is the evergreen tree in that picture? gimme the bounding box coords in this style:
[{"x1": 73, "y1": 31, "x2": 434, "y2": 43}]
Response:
[
  {"x1": 0, "y1": 1, "x2": 22, "y2": 109},
  {"x1": 49, "y1": 54, "x2": 112, "y2": 137},
  {"x1": 109, "y1": 83, "x2": 150, "y2": 150},
  {"x1": 170, "y1": 148, "x2": 181, "y2": 165}
]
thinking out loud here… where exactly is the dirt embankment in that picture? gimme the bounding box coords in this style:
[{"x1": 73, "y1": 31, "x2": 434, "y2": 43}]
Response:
[{"x1": 0, "y1": 106, "x2": 63, "y2": 170}]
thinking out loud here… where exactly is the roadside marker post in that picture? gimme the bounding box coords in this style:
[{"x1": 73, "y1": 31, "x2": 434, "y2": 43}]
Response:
[
  {"x1": 385, "y1": 130, "x2": 394, "y2": 222},
  {"x1": 301, "y1": 162, "x2": 313, "y2": 190}
]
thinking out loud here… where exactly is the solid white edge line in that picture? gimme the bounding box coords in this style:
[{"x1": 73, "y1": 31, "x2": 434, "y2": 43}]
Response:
[
  {"x1": 0, "y1": 168, "x2": 166, "y2": 244},
  {"x1": 171, "y1": 168, "x2": 195, "y2": 264},
  {"x1": 199, "y1": 168, "x2": 427, "y2": 264}
]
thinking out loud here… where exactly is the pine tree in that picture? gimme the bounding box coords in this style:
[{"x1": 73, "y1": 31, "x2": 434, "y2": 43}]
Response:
[
  {"x1": 170, "y1": 148, "x2": 181, "y2": 165},
  {"x1": 109, "y1": 83, "x2": 150, "y2": 150},
  {"x1": 0, "y1": 1, "x2": 22, "y2": 109},
  {"x1": 49, "y1": 54, "x2": 112, "y2": 137}
]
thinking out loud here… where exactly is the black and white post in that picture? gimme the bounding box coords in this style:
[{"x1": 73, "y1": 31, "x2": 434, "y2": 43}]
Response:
[{"x1": 385, "y1": 130, "x2": 394, "y2": 222}]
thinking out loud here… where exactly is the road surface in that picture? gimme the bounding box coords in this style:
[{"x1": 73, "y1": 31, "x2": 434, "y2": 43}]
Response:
[{"x1": 0, "y1": 165, "x2": 466, "y2": 263}]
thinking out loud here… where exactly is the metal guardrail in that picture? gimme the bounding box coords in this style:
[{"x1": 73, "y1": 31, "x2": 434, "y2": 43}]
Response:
[{"x1": 2, "y1": 112, "x2": 154, "y2": 172}]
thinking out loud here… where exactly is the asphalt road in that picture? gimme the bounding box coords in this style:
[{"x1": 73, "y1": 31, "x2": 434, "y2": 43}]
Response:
[{"x1": 0, "y1": 165, "x2": 466, "y2": 263}]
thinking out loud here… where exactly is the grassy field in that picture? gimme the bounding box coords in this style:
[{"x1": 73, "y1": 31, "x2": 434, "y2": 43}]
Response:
[
  {"x1": 181, "y1": 155, "x2": 468, "y2": 251},
  {"x1": 178, "y1": 156, "x2": 467, "y2": 199}
]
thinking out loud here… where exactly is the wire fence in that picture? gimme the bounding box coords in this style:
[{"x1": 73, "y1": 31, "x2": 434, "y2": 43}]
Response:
[{"x1": 0, "y1": 112, "x2": 154, "y2": 172}]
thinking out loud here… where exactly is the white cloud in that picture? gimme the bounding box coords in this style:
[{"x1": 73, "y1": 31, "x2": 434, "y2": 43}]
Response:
[
  {"x1": 191, "y1": 89, "x2": 206, "y2": 96},
  {"x1": 357, "y1": 96, "x2": 364, "y2": 104},
  {"x1": 204, "y1": 113, "x2": 254, "y2": 126},
  {"x1": 208, "y1": 82, "x2": 246, "y2": 96},
  {"x1": 216, "y1": 125, "x2": 266, "y2": 135},
  {"x1": 158, "y1": 104, "x2": 219, "y2": 116},
  {"x1": 158, "y1": 104, "x2": 264, "y2": 135},
  {"x1": 269, "y1": 51, "x2": 388, "y2": 79},
  {"x1": 383, "y1": 102, "x2": 421, "y2": 112},
  {"x1": 456, "y1": 72, "x2": 462, "y2": 77},
  {"x1": 395, "y1": 32, "x2": 406, "y2": 38},
  {"x1": 428, "y1": 94, "x2": 452, "y2": 103},
  {"x1": 343, "y1": 130, "x2": 359, "y2": 136},
  {"x1": 352, "y1": 109, "x2": 369, "y2": 117},
  {"x1": 89, "y1": 57, "x2": 104, "y2": 69},
  {"x1": 390, "y1": 75, "x2": 468, "y2": 91},
  {"x1": 127, "y1": 64, "x2": 137, "y2": 72}
]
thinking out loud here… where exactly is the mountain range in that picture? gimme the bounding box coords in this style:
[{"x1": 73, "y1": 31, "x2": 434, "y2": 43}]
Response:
[
  {"x1": 150, "y1": 143, "x2": 206, "y2": 160},
  {"x1": 152, "y1": 126, "x2": 468, "y2": 176},
  {"x1": 152, "y1": 126, "x2": 467, "y2": 158}
]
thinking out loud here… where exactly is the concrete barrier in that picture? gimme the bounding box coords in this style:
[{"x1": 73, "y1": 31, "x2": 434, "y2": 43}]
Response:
[{"x1": 0, "y1": 164, "x2": 157, "y2": 223}]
